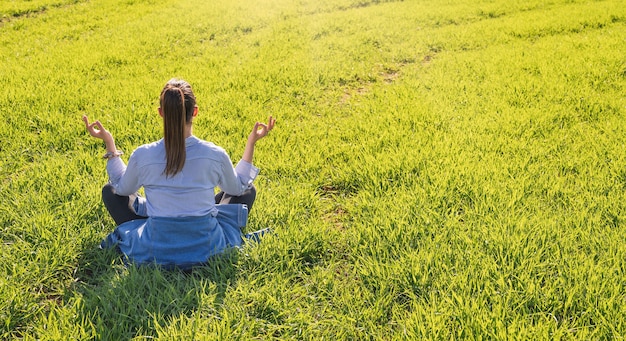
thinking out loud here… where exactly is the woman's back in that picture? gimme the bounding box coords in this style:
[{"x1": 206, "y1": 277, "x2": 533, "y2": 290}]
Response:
[{"x1": 112, "y1": 136, "x2": 258, "y2": 218}]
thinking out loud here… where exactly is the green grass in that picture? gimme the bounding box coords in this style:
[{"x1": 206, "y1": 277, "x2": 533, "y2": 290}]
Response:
[{"x1": 1, "y1": 0, "x2": 625, "y2": 339}]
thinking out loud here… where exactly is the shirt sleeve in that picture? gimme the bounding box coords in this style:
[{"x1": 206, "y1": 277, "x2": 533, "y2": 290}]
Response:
[
  {"x1": 219, "y1": 154, "x2": 259, "y2": 196},
  {"x1": 235, "y1": 159, "x2": 260, "y2": 184},
  {"x1": 106, "y1": 152, "x2": 141, "y2": 196}
]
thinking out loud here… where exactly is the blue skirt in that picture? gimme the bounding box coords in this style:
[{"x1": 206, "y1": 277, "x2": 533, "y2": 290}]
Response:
[{"x1": 101, "y1": 204, "x2": 248, "y2": 268}]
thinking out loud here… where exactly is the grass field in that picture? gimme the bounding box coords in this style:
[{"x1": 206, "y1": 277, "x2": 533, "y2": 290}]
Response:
[{"x1": 1, "y1": 0, "x2": 626, "y2": 339}]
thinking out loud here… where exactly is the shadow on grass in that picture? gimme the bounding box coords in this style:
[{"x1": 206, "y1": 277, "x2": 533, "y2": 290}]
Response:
[{"x1": 72, "y1": 244, "x2": 240, "y2": 339}]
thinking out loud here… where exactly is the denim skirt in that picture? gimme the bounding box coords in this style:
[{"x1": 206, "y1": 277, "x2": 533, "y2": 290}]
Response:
[{"x1": 101, "y1": 204, "x2": 248, "y2": 268}]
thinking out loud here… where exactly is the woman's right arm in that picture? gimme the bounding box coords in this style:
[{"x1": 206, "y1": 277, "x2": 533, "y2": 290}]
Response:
[
  {"x1": 218, "y1": 153, "x2": 259, "y2": 196},
  {"x1": 242, "y1": 116, "x2": 276, "y2": 164},
  {"x1": 219, "y1": 116, "x2": 275, "y2": 195}
]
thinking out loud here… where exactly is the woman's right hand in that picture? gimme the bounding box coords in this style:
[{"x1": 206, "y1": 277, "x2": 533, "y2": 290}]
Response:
[
  {"x1": 242, "y1": 116, "x2": 276, "y2": 163},
  {"x1": 247, "y1": 116, "x2": 276, "y2": 144}
]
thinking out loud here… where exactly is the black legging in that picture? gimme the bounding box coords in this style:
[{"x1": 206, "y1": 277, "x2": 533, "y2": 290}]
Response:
[{"x1": 102, "y1": 183, "x2": 257, "y2": 226}]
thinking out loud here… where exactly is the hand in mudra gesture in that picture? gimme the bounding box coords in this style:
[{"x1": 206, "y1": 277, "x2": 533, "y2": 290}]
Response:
[
  {"x1": 248, "y1": 116, "x2": 276, "y2": 143},
  {"x1": 82, "y1": 115, "x2": 114, "y2": 143}
]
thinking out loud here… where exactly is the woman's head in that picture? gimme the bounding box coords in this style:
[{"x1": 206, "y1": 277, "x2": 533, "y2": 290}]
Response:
[{"x1": 160, "y1": 78, "x2": 197, "y2": 177}]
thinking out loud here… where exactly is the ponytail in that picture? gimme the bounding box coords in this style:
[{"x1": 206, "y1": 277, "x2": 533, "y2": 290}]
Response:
[{"x1": 160, "y1": 79, "x2": 197, "y2": 177}]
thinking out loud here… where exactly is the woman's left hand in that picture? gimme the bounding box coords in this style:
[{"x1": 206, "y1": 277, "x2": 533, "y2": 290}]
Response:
[
  {"x1": 82, "y1": 115, "x2": 114, "y2": 143},
  {"x1": 82, "y1": 115, "x2": 119, "y2": 154}
]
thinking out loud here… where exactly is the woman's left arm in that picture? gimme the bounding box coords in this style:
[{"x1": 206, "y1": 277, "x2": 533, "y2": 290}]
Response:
[{"x1": 82, "y1": 115, "x2": 139, "y2": 194}]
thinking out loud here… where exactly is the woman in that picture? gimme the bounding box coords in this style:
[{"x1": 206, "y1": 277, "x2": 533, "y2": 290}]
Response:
[{"x1": 83, "y1": 78, "x2": 276, "y2": 268}]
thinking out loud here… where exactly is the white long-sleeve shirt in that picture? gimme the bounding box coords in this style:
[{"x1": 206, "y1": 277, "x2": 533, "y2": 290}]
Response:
[{"x1": 106, "y1": 136, "x2": 258, "y2": 218}]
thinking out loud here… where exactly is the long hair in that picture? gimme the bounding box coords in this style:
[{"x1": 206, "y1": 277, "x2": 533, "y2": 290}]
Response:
[{"x1": 160, "y1": 79, "x2": 196, "y2": 177}]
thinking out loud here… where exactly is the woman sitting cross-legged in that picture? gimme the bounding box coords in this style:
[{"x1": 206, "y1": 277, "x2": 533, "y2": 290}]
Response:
[{"x1": 82, "y1": 78, "x2": 276, "y2": 269}]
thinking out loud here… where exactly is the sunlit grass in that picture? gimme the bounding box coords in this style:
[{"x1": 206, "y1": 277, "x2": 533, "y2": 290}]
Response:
[{"x1": 1, "y1": 0, "x2": 625, "y2": 339}]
